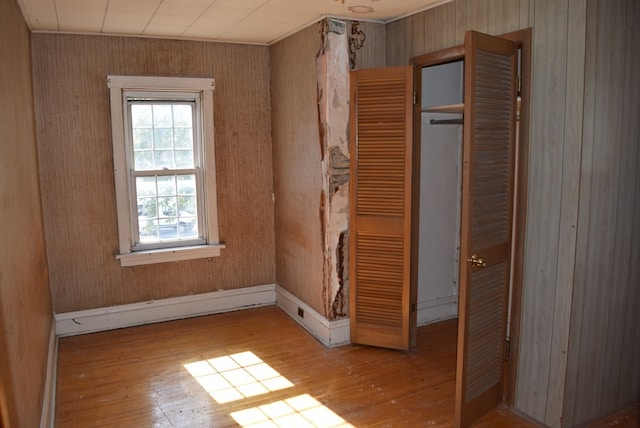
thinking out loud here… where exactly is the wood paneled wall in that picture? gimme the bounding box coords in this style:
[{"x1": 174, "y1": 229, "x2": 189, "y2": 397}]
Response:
[
  {"x1": 385, "y1": 0, "x2": 530, "y2": 66},
  {"x1": 387, "y1": 0, "x2": 640, "y2": 426},
  {"x1": 517, "y1": 2, "x2": 586, "y2": 426},
  {"x1": 0, "y1": 0, "x2": 53, "y2": 425},
  {"x1": 563, "y1": 0, "x2": 640, "y2": 425},
  {"x1": 31, "y1": 34, "x2": 275, "y2": 313}
]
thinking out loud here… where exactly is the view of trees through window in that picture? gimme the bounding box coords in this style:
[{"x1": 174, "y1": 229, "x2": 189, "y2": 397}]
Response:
[
  {"x1": 129, "y1": 101, "x2": 200, "y2": 243},
  {"x1": 136, "y1": 175, "x2": 198, "y2": 242}
]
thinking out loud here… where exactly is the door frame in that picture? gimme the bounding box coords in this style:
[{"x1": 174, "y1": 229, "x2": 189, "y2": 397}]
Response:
[{"x1": 410, "y1": 27, "x2": 531, "y2": 406}]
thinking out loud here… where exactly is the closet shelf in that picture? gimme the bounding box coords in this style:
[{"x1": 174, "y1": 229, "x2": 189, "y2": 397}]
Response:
[
  {"x1": 421, "y1": 103, "x2": 463, "y2": 114},
  {"x1": 421, "y1": 97, "x2": 522, "y2": 114}
]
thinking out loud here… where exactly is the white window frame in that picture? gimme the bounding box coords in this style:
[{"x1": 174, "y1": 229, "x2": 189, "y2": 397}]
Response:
[{"x1": 108, "y1": 75, "x2": 224, "y2": 267}]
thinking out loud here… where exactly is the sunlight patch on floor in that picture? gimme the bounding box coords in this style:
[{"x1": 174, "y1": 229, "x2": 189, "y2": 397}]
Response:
[
  {"x1": 185, "y1": 351, "x2": 353, "y2": 426},
  {"x1": 184, "y1": 351, "x2": 294, "y2": 403},
  {"x1": 230, "y1": 394, "x2": 354, "y2": 428}
]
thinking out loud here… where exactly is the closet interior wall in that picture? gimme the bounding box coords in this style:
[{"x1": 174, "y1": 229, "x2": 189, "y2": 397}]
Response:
[{"x1": 417, "y1": 61, "x2": 464, "y2": 326}]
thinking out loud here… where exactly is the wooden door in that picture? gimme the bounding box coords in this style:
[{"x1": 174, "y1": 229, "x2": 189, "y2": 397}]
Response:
[
  {"x1": 455, "y1": 31, "x2": 519, "y2": 427},
  {"x1": 349, "y1": 66, "x2": 417, "y2": 350}
]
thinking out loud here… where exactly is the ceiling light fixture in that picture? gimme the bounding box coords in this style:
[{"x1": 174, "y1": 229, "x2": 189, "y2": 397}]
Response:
[{"x1": 349, "y1": 5, "x2": 374, "y2": 13}]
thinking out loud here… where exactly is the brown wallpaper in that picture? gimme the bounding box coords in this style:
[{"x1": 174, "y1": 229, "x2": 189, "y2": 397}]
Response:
[
  {"x1": 270, "y1": 19, "x2": 386, "y2": 316},
  {"x1": 0, "y1": 0, "x2": 53, "y2": 425},
  {"x1": 270, "y1": 23, "x2": 326, "y2": 314},
  {"x1": 31, "y1": 34, "x2": 276, "y2": 313},
  {"x1": 348, "y1": 21, "x2": 386, "y2": 71}
]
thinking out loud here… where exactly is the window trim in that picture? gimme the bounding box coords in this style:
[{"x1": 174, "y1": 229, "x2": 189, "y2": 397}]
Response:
[{"x1": 108, "y1": 75, "x2": 224, "y2": 266}]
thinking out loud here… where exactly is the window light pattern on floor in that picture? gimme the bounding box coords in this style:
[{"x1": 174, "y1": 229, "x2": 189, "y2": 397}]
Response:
[
  {"x1": 231, "y1": 394, "x2": 354, "y2": 428},
  {"x1": 184, "y1": 351, "x2": 294, "y2": 403}
]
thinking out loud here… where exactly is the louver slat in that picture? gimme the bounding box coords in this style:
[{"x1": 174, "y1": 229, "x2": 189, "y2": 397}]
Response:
[
  {"x1": 456, "y1": 31, "x2": 517, "y2": 428},
  {"x1": 465, "y1": 262, "x2": 508, "y2": 400},
  {"x1": 471, "y1": 48, "x2": 514, "y2": 250},
  {"x1": 355, "y1": 233, "x2": 403, "y2": 326},
  {"x1": 349, "y1": 66, "x2": 416, "y2": 351},
  {"x1": 355, "y1": 76, "x2": 406, "y2": 217}
]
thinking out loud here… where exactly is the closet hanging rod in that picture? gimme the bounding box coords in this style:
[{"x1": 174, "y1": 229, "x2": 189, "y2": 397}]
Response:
[{"x1": 429, "y1": 118, "x2": 463, "y2": 125}]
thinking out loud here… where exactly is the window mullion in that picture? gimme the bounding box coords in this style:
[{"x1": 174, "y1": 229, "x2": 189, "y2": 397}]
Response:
[{"x1": 133, "y1": 168, "x2": 198, "y2": 177}]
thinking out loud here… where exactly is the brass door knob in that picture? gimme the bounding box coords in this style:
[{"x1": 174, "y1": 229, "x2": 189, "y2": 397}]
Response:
[{"x1": 467, "y1": 254, "x2": 486, "y2": 268}]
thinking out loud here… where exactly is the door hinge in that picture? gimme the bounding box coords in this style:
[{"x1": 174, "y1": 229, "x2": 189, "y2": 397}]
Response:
[
  {"x1": 506, "y1": 337, "x2": 511, "y2": 361},
  {"x1": 413, "y1": 91, "x2": 417, "y2": 105}
]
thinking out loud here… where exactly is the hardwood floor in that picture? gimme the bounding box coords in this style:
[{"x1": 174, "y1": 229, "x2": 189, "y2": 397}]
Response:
[
  {"x1": 585, "y1": 402, "x2": 640, "y2": 427},
  {"x1": 55, "y1": 306, "x2": 538, "y2": 427}
]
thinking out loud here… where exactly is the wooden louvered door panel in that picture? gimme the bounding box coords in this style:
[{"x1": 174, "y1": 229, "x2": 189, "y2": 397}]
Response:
[
  {"x1": 349, "y1": 66, "x2": 416, "y2": 351},
  {"x1": 455, "y1": 31, "x2": 518, "y2": 427}
]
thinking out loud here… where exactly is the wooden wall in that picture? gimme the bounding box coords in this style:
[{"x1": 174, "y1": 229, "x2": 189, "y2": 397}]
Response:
[
  {"x1": 385, "y1": 0, "x2": 530, "y2": 66},
  {"x1": 31, "y1": 34, "x2": 275, "y2": 313},
  {"x1": 0, "y1": 0, "x2": 53, "y2": 425},
  {"x1": 562, "y1": 0, "x2": 640, "y2": 425},
  {"x1": 516, "y1": 1, "x2": 586, "y2": 426},
  {"x1": 387, "y1": 0, "x2": 640, "y2": 426}
]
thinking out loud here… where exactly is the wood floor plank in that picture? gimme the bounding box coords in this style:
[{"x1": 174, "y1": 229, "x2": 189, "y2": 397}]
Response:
[
  {"x1": 584, "y1": 401, "x2": 640, "y2": 428},
  {"x1": 54, "y1": 306, "x2": 612, "y2": 427}
]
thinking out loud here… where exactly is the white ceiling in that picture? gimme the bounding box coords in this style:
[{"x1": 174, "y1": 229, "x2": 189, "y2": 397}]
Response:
[{"x1": 16, "y1": 0, "x2": 451, "y2": 45}]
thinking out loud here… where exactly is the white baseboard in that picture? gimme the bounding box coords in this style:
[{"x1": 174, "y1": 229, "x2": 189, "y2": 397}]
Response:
[
  {"x1": 417, "y1": 295, "x2": 458, "y2": 326},
  {"x1": 55, "y1": 284, "x2": 277, "y2": 336},
  {"x1": 40, "y1": 320, "x2": 57, "y2": 428},
  {"x1": 276, "y1": 286, "x2": 350, "y2": 348}
]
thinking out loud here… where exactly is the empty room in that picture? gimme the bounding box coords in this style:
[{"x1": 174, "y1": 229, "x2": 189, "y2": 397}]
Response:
[{"x1": 1, "y1": 0, "x2": 639, "y2": 427}]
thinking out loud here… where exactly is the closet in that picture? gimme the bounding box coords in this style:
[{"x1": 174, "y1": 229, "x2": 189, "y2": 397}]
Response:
[
  {"x1": 349, "y1": 29, "x2": 531, "y2": 428},
  {"x1": 417, "y1": 60, "x2": 463, "y2": 327},
  {"x1": 418, "y1": 56, "x2": 524, "y2": 331}
]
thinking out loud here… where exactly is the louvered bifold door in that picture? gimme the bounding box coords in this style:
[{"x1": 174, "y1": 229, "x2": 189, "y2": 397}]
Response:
[
  {"x1": 455, "y1": 31, "x2": 518, "y2": 427},
  {"x1": 349, "y1": 66, "x2": 416, "y2": 351}
]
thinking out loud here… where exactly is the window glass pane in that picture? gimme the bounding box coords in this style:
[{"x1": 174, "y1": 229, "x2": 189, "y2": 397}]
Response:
[
  {"x1": 139, "y1": 218, "x2": 160, "y2": 242},
  {"x1": 135, "y1": 174, "x2": 199, "y2": 244},
  {"x1": 153, "y1": 104, "x2": 173, "y2": 127},
  {"x1": 133, "y1": 128, "x2": 153, "y2": 150},
  {"x1": 177, "y1": 176, "x2": 197, "y2": 235},
  {"x1": 173, "y1": 104, "x2": 192, "y2": 127},
  {"x1": 134, "y1": 151, "x2": 154, "y2": 170},
  {"x1": 157, "y1": 176, "x2": 176, "y2": 196},
  {"x1": 177, "y1": 174, "x2": 196, "y2": 195},
  {"x1": 137, "y1": 176, "x2": 157, "y2": 197},
  {"x1": 131, "y1": 104, "x2": 152, "y2": 127},
  {"x1": 175, "y1": 150, "x2": 194, "y2": 169},
  {"x1": 155, "y1": 150, "x2": 175, "y2": 169},
  {"x1": 158, "y1": 196, "x2": 177, "y2": 218},
  {"x1": 179, "y1": 195, "x2": 197, "y2": 215},
  {"x1": 154, "y1": 128, "x2": 173, "y2": 149},
  {"x1": 130, "y1": 101, "x2": 195, "y2": 171},
  {"x1": 173, "y1": 127, "x2": 193, "y2": 149}
]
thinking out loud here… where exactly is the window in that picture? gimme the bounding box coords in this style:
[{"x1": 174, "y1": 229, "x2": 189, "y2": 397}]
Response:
[{"x1": 108, "y1": 76, "x2": 224, "y2": 267}]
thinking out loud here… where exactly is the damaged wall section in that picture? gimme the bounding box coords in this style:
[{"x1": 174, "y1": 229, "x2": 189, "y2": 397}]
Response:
[{"x1": 317, "y1": 18, "x2": 351, "y2": 321}]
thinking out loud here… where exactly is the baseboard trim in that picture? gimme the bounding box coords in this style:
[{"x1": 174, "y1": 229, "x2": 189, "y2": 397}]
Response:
[
  {"x1": 40, "y1": 320, "x2": 57, "y2": 428},
  {"x1": 55, "y1": 284, "x2": 277, "y2": 336},
  {"x1": 276, "y1": 286, "x2": 350, "y2": 348},
  {"x1": 417, "y1": 295, "x2": 458, "y2": 326}
]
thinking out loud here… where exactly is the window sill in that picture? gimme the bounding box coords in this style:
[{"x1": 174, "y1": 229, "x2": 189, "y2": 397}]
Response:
[{"x1": 116, "y1": 244, "x2": 225, "y2": 267}]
